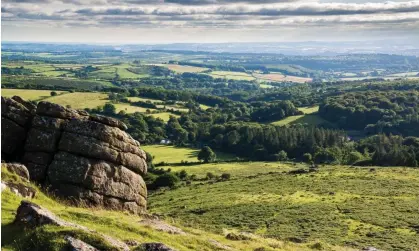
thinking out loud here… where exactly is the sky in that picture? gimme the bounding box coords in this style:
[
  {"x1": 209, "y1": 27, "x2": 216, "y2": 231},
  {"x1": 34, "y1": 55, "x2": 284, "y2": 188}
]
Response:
[{"x1": 1, "y1": 0, "x2": 419, "y2": 44}]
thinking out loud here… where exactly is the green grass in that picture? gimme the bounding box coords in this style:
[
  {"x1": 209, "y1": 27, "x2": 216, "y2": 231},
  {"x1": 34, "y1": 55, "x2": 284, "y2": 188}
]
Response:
[
  {"x1": 142, "y1": 145, "x2": 236, "y2": 164},
  {"x1": 158, "y1": 64, "x2": 208, "y2": 73},
  {"x1": 209, "y1": 71, "x2": 255, "y2": 81},
  {"x1": 1, "y1": 169, "x2": 329, "y2": 251},
  {"x1": 1, "y1": 89, "x2": 68, "y2": 101},
  {"x1": 270, "y1": 106, "x2": 329, "y2": 126},
  {"x1": 114, "y1": 103, "x2": 156, "y2": 113},
  {"x1": 43, "y1": 92, "x2": 109, "y2": 109},
  {"x1": 149, "y1": 164, "x2": 419, "y2": 250}
]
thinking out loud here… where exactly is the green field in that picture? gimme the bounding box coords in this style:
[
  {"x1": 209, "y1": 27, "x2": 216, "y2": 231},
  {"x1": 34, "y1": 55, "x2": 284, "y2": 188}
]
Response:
[
  {"x1": 149, "y1": 163, "x2": 419, "y2": 250},
  {"x1": 44, "y1": 92, "x2": 109, "y2": 109},
  {"x1": 2, "y1": 169, "x2": 325, "y2": 251},
  {"x1": 158, "y1": 64, "x2": 208, "y2": 73},
  {"x1": 114, "y1": 103, "x2": 156, "y2": 113},
  {"x1": 270, "y1": 106, "x2": 329, "y2": 126},
  {"x1": 209, "y1": 71, "x2": 255, "y2": 81},
  {"x1": 1, "y1": 89, "x2": 68, "y2": 101},
  {"x1": 142, "y1": 145, "x2": 236, "y2": 164}
]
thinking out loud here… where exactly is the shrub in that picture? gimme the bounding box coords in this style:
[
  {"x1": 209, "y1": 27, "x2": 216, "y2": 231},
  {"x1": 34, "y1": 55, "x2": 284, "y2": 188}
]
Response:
[
  {"x1": 178, "y1": 170, "x2": 188, "y2": 180},
  {"x1": 221, "y1": 173, "x2": 231, "y2": 180},
  {"x1": 277, "y1": 150, "x2": 288, "y2": 161},
  {"x1": 303, "y1": 153, "x2": 312, "y2": 163},
  {"x1": 206, "y1": 172, "x2": 215, "y2": 180},
  {"x1": 50, "y1": 91, "x2": 58, "y2": 96},
  {"x1": 153, "y1": 173, "x2": 180, "y2": 189}
]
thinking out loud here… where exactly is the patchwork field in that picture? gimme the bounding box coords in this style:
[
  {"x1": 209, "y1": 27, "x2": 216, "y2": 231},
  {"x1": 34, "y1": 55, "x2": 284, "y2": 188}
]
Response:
[
  {"x1": 149, "y1": 163, "x2": 419, "y2": 250},
  {"x1": 1, "y1": 89, "x2": 68, "y2": 101}
]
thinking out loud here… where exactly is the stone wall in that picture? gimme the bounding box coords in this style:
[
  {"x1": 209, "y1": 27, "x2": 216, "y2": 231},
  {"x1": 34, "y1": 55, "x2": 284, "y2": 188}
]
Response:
[{"x1": 1, "y1": 96, "x2": 147, "y2": 214}]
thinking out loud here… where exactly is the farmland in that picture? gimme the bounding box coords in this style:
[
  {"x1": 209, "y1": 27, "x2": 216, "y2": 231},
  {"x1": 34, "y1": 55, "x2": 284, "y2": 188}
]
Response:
[{"x1": 158, "y1": 64, "x2": 208, "y2": 73}]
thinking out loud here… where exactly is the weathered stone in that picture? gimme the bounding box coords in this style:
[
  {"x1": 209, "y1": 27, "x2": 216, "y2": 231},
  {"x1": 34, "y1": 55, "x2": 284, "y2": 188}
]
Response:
[
  {"x1": 64, "y1": 119, "x2": 139, "y2": 150},
  {"x1": 89, "y1": 114, "x2": 128, "y2": 131},
  {"x1": 59, "y1": 132, "x2": 147, "y2": 175},
  {"x1": 25, "y1": 128, "x2": 61, "y2": 153},
  {"x1": 2, "y1": 97, "x2": 148, "y2": 214},
  {"x1": 25, "y1": 162, "x2": 49, "y2": 183},
  {"x1": 11, "y1": 96, "x2": 37, "y2": 114},
  {"x1": 64, "y1": 236, "x2": 99, "y2": 251},
  {"x1": 58, "y1": 132, "x2": 120, "y2": 165},
  {"x1": 1, "y1": 97, "x2": 33, "y2": 126},
  {"x1": 139, "y1": 243, "x2": 176, "y2": 251},
  {"x1": 2, "y1": 163, "x2": 30, "y2": 180},
  {"x1": 1, "y1": 117, "x2": 27, "y2": 155},
  {"x1": 37, "y1": 101, "x2": 87, "y2": 120},
  {"x1": 32, "y1": 115, "x2": 68, "y2": 130},
  {"x1": 13, "y1": 201, "x2": 130, "y2": 251},
  {"x1": 48, "y1": 152, "x2": 147, "y2": 212},
  {"x1": 23, "y1": 152, "x2": 53, "y2": 165},
  {"x1": 2, "y1": 182, "x2": 36, "y2": 198}
]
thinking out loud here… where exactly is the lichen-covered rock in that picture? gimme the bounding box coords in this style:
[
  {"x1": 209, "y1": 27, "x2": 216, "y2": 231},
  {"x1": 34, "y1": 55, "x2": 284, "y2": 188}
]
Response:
[
  {"x1": 139, "y1": 243, "x2": 176, "y2": 251},
  {"x1": 2, "y1": 163, "x2": 30, "y2": 180},
  {"x1": 64, "y1": 236, "x2": 100, "y2": 251},
  {"x1": 14, "y1": 201, "x2": 130, "y2": 251},
  {"x1": 1, "y1": 96, "x2": 148, "y2": 213},
  {"x1": 1, "y1": 97, "x2": 34, "y2": 159},
  {"x1": 48, "y1": 152, "x2": 147, "y2": 214}
]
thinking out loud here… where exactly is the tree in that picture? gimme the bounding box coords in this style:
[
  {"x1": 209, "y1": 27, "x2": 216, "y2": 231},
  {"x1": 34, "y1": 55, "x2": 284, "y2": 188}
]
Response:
[
  {"x1": 198, "y1": 146, "x2": 216, "y2": 163},
  {"x1": 303, "y1": 153, "x2": 313, "y2": 163},
  {"x1": 277, "y1": 150, "x2": 288, "y2": 161},
  {"x1": 50, "y1": 91, "x2": 58, "y2": 96},
  {"x1": 103, "y1": 103, "x2": 116, "y2": 114}
]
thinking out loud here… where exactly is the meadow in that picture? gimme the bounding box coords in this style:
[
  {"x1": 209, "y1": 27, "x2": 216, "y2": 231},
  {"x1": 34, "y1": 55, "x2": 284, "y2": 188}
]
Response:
[
  {"x1": 209, "y1": 71, "x2": 256, "y2": 81},
  {"x1": 2, "y1": 169, "x2": 336, "y2": 251},
  {"x1": 1, "y1": 89, "x2": 68, "y2": 101},
  {"x1": 44, "y1": 92, "x2": 109, "y2": 109},
  {"x1": 158, "y1": 64, "x2": 209, "y2": 73},
  {"x1": 142, "y1": 145, "x2": 236, "y2": 164},
  {"x1": 149, "y1": 163, "x2": 419, "y2": 251},
  {"x1": 270, "y1": 106, "x2": 329, "y2": 126}
]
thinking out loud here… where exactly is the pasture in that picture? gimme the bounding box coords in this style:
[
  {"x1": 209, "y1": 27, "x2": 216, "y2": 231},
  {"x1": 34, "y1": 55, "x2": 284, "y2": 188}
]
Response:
[
  {"x1": 44, "y1": 92, "x2": 109, "y2": 109},
  {"x1": 149, "y1": 163, "x2": 419, "y2": 250},
  {"x1": 270, "y1": 106, "x2": 328, "y2": 126},
  {"x1": 159, "y1": 64, "x2": 209, "y2": 73},
  {"x1": 1, "y1": 89, "x2": 68, "y2": 101},
  {"x1": 209, "y1": 71, "x2": 255, "y2": 81},
  {"x1": 142, "y1": 145, "x2": 236, "y2": 164}
]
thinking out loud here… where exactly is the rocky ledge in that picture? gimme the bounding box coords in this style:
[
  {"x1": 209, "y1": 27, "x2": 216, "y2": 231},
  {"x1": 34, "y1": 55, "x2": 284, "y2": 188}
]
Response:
[{"x1": 1, "y1": 96, "x2": 147, "y2": 214}]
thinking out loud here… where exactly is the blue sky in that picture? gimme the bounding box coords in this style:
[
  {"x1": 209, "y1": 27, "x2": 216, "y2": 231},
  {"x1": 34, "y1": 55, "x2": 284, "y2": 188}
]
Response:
[{"x1": 2, "y1": 0, "x2": 419, "y2": 43}]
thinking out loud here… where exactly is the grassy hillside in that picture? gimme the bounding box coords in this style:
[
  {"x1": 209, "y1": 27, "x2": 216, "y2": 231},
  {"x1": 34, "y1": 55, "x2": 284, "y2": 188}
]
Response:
[
  {"x1": 1, "y1": 169, "x2": 349, "y2": 251},
  {"x1": 149, "y1": 163, "x2": 419, "y2": 250}
]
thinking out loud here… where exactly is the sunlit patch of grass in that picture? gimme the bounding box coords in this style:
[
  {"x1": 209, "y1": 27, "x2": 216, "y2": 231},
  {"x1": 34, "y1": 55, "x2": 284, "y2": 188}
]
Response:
[
  {"x1": 44, "y1": 92, "x2": 109, "y2": 109},
  {"x1": 1, "y1": 89, "x2": 68, "y2": 101}
]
